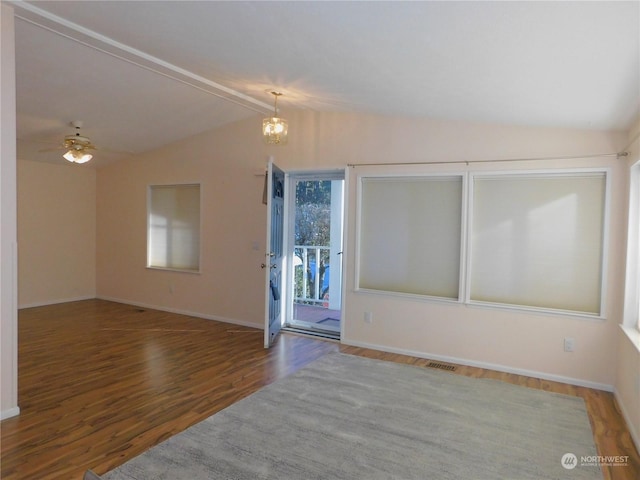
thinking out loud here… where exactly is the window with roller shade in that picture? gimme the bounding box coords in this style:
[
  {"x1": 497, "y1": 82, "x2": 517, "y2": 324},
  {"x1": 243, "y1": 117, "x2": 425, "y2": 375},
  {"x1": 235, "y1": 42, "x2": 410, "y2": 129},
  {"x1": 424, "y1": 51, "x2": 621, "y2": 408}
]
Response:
[
  {"x1": 355, "y1": 168, "x2": 608, "y2": 318},
  {"x1": 147, "y1": 184, "x2": 201, "y2": 272},
  {"x1": 469, "y1": 172, "x2": 606, "y2": 316},
  {"x1": 357, "y1": 175, "x2": 463, "y2": 300}
]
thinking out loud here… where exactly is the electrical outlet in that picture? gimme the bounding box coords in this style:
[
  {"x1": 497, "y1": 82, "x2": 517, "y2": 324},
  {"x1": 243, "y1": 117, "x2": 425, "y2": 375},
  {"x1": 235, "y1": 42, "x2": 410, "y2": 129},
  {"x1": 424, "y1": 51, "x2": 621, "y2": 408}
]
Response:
[
  {"x1": 564, "y1": 337, "x2": 575, "y2": 352},
  {"x1": 364, "y1": 312, "x2": 373, "y2": 324}
]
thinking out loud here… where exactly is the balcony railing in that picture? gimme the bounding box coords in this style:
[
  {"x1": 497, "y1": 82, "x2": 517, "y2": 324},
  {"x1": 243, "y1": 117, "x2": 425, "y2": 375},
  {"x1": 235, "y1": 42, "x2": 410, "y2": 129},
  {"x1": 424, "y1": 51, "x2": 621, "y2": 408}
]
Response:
[{"x1": 293, "y1": 245, "x2": 331, "y2": 305}]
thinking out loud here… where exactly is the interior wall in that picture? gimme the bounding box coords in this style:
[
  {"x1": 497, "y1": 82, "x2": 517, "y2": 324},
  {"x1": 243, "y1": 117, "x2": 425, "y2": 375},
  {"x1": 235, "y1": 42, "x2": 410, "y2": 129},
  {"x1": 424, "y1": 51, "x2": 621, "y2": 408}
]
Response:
[
  {"x1": 17, "y1": 159, "x2": 96, "y2": 307},
  {"x1": 345, "y1": 153, "x2": 626, "y2": 390},
  {"x1": 0, "y1": 3, "x2": 19, "y2": 420},
  {"x1": 617, "y1": 328, "x2": 640, "y2": 451},
  {"x1": 96, "y1": 109, "x2": 628, "y2": 388},
  {"x1": 96, "y1": 117, "x2": 271, "y2": 326}
]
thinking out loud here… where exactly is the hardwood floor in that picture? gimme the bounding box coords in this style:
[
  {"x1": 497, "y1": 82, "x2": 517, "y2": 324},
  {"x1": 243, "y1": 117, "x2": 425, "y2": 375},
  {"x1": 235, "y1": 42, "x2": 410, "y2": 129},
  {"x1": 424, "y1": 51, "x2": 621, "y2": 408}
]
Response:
[{"x1": 1, "y1": 299, "x2": 638, "y2": 480}]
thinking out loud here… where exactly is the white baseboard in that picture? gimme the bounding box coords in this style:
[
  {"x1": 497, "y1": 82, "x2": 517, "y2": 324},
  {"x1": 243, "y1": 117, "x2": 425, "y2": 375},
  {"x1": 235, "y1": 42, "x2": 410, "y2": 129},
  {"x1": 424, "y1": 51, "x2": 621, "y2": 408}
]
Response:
[
  {"x1": 1, "y1": 406, "x2": 20, "y2": 420},
  {"x1": 96, "y1": 295, "x2": 263, "y2": 330},
  {"x1": 18, "y1": 295, "x2": 95, "y2": 310},
  {"x1": 342, "y1": 338, "x2": 614, "y2": 392},
  {"x1": 613, "y1": 388, "x2": 640, "y2": 455}
]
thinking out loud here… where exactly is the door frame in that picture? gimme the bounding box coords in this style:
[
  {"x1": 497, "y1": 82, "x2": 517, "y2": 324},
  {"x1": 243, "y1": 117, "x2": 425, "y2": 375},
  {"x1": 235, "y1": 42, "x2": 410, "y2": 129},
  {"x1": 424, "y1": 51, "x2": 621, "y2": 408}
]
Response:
[{"x1": 283, "y1": 169, "x2": 347, "y2": 338}]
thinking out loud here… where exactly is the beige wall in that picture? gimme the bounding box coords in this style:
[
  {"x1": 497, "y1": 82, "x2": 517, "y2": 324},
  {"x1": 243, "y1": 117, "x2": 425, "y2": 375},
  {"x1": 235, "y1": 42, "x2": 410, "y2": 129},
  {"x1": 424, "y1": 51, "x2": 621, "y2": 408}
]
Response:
[
  {"x1": 96, "y1": 119, "x2": 269, "y2": 326},
  {"x1": 17, "y1": 160, "x2": 96, "y2": 307},
  {"x1": 616, "y1": 328, "x2": 640, "y2": 451},
  {"x1": 97, "y1": 109, "x2": 628, "y2": 389},
  {"x1": 344, "y1": 154, "x2": 625, "y2": 391}
]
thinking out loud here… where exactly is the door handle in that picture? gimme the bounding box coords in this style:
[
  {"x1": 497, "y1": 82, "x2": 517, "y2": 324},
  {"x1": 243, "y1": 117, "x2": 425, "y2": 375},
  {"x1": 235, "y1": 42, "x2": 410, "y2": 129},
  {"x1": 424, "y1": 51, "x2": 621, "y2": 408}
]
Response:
[{"x1": 261, "y1": 263, "x2": 277, "y2": 269}]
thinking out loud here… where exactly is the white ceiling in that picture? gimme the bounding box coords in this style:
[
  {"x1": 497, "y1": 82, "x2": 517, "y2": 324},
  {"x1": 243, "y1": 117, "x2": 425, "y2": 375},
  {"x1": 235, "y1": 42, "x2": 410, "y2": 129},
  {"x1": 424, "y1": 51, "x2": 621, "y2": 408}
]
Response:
[{"x1": 10, "y1": 1, "x2": 640, "y2": 167}]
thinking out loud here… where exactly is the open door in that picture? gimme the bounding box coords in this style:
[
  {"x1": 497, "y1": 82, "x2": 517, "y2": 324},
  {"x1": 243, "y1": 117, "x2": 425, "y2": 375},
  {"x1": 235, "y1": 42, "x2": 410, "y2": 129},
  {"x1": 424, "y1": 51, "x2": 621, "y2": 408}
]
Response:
[
  {"x1": 284, "y1": 172, "x2": 345, "y2": 339},
  {"x1": 264, "y1": 159, "x2": 286, "y2": 347}
]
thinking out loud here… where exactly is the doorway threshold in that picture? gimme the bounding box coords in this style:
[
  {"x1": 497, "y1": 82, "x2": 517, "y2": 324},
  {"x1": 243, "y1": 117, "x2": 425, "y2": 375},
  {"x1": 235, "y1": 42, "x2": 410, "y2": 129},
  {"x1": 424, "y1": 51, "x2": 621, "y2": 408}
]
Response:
[{"x1": 282, "y1": 325, "x2": 340, "y2": 341}]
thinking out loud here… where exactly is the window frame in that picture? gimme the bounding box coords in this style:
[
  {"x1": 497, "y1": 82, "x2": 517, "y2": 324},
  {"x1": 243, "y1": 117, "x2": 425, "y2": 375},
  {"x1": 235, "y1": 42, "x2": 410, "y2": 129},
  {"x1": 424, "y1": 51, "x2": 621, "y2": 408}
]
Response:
[
  {"x1": 355, "y1": 172, "x2": 468, "y2": 304},
  {"x1": 465, "y1": 168, "x2": 610, "y2": 320},
  {"x1": 623, "y1": 161, "x2": 640, "y2": 331},
  {"x1": 146, "y1": 183, "x2": 202, "y2": 274},
  {"x1": 353, "y1": 167, "x2": 611, "y2": 320}
]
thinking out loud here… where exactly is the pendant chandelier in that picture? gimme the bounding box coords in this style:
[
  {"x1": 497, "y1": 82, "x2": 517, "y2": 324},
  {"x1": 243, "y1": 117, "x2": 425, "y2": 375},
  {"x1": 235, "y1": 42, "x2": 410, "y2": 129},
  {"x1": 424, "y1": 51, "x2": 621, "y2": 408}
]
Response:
[{"x1": 262, "y1": 91, "x2": 288, "y2": 145}]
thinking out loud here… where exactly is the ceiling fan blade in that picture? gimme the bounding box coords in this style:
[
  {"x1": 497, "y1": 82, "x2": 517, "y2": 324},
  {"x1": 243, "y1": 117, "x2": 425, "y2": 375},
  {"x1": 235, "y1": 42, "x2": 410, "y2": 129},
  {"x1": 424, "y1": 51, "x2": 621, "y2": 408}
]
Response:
[{"x1": 38, "y1": 146, "x2": 65, "y2": 153}]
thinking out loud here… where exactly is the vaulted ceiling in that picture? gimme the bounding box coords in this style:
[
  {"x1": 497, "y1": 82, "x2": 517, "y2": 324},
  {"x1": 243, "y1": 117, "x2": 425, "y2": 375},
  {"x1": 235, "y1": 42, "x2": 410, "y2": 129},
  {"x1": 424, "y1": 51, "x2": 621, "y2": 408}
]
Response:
[{"x1": 10, "y1": 1, "x2": 640, "y2": 167}]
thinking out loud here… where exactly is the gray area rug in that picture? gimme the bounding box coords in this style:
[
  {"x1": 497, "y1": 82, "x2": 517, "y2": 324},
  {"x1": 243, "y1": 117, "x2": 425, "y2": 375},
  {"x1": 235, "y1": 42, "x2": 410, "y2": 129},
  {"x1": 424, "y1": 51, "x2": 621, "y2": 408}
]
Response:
[{"x1": 103, "y1": 353, "x2": 602, "y2": 480}]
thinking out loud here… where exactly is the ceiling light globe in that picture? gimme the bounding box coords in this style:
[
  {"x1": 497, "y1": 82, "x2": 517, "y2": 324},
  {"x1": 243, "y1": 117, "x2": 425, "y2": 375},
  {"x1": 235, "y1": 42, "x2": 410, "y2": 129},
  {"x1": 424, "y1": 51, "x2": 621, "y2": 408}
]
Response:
[
  {"x1": 63, "y1": 149, "x2": 93, "y2": 164},
  {"x1": 75, "y1": 153, "x2": 93, "y2": 164}
]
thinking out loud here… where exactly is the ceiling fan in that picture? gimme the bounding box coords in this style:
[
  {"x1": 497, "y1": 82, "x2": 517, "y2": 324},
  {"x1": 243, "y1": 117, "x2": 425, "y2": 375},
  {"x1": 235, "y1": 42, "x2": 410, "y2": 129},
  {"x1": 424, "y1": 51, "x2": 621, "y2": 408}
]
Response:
[
  {"x1": 37, "y1": 120, "x2": 96, "y2": 163},
  {"x1": 61, "y1": 120, "x2": 95, "y2": 164}
]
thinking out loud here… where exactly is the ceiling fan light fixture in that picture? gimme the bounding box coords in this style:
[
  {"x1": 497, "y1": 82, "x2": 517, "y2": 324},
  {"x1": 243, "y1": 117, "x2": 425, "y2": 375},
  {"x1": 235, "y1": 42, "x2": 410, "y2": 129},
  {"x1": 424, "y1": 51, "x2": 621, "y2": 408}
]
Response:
[
  {"x1": 62, "y1": 120, "x2": 94, "y2": 163},
  {"x1": 263, "y1": 91, "x2": 288, "y2": 145},
  {"x1": 63, "y1": 149, "x2": 92, "y2": 164}
]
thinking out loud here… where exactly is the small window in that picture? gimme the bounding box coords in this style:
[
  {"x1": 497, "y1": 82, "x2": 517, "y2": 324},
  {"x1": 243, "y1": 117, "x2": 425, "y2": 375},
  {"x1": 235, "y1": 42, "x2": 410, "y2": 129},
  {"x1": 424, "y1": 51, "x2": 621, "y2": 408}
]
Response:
[{"x1": 147, "y1": 184, "x2": 201, "y2": 272}]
